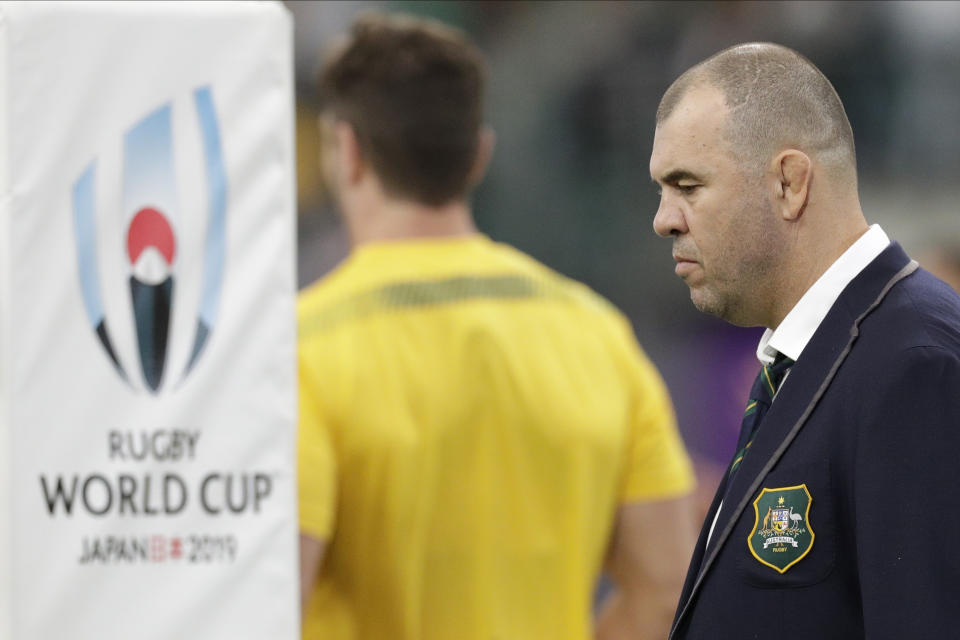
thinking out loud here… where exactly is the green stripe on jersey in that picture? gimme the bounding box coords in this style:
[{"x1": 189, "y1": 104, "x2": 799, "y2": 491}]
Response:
[{"x1": 302, "y1": 274, "x2": 567, "y2": 336}]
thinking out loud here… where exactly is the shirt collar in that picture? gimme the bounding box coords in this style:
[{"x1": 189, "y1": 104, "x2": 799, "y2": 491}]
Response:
[{"x1": 757, "y1": 224, "x2": 890, "y2": 365}]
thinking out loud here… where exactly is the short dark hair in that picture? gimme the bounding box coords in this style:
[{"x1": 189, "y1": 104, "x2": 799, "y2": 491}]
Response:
[
  {"x1": 658, "y1": 43, "x2": 857, "y2": 184},
  {"x1": 318, "y1": 12, "x2": 488, "y2": 206}
]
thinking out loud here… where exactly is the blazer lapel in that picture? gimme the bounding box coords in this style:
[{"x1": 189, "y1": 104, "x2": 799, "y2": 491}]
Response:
[
  {"x1": 673, "y1": 472, "x2": 728, "y2": 626},
  {"x1": 669, "y1": 243, "x2": 917, "y2": 639}
]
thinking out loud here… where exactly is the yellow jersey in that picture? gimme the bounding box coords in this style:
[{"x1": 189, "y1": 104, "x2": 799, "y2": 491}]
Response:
[{"x1": 298, "y1": 234, "x2": 693, "y2": 640}]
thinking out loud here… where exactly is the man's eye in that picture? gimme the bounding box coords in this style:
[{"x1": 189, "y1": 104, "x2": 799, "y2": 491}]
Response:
[{"x1": 678, "y1": 184, "x2": 700, "y2": 195}]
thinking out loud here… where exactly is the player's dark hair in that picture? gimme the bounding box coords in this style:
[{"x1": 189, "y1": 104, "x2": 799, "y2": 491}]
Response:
[{"x1": 318, "y1": 12, "x2": 487, "y2": 207}]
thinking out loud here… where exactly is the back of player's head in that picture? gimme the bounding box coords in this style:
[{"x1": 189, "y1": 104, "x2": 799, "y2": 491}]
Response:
[
  {"x1": 318, "y1": 12, "x2": 488, "y2": 206},
  {"x1": 658, "y1": 42, "x2": 857, "y2": 186}
]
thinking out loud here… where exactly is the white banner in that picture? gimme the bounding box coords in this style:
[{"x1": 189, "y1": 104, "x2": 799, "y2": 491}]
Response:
[{"x1": 0, "y1": 2, "x2": 298, "y2": 638}]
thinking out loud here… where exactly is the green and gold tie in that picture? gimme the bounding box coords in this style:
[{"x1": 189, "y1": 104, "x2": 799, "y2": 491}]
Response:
[{"x1": 728, "y1": 353, "x2": 794, "y2": 479}]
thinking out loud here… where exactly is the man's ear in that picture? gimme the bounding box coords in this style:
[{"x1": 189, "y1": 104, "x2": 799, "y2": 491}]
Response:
[
  {"x1": 335, "y1": 121, "x2": 365, "y2": 186},
  {"x1": 773, "y1": 149, "x2": 812, "y2": 221},
  {"x1": 466, "y1": 126, "x2": 496, "y2": 188}
]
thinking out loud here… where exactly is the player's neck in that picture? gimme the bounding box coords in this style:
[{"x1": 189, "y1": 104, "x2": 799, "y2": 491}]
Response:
[{"x1": 345, "y1": 196, "x2": 477, "y2": 248}]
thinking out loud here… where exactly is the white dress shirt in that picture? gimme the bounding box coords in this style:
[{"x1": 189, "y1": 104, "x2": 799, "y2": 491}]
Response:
[{"x1": 706, "y1": 224, "x2": 891, "y2": 544}]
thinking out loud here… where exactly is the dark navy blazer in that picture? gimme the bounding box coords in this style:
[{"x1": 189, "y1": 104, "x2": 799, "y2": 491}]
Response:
[{"x1": 671, "y1": 243, "x2": 960, "y2": 639}]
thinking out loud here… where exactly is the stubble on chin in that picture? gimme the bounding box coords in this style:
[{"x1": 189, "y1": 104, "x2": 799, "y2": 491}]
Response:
[
  {"x1": 689, "y1": 281, "x2": 756, "y2": 326},
  {"x1": 689, "y1": 284, "x2": 725, "y2": 319}
]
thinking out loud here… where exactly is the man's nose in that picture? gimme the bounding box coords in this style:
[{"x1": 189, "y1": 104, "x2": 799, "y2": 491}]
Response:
[{"x1": 652, "y1": 194, "x2": 688, "y2": 238}]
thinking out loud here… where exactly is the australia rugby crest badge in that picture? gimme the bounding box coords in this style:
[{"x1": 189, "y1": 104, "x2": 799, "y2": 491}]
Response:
[{"x1": 748, "y1": 484, "x2": 814, "y2": 573}]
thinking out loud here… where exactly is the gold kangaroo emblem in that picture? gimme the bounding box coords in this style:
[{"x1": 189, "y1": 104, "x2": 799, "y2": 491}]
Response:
[{"x1": 762, "y1": 506, "x2": 772, "y2": 530}]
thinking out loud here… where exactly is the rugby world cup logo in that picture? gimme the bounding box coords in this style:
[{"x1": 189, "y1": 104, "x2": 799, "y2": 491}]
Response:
[{"x1": 72, "y1": 87, "x2": 226, "y2": 393}]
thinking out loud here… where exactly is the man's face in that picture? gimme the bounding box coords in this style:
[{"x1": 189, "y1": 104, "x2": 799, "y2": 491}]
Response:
[{"x1": 650, "y1": 84, "x2": 781, "y2": 326}]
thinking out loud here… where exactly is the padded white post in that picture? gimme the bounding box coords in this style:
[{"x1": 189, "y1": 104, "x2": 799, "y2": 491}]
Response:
[{"x1": 0, "y1": 2, "x2": 297, "y2": 638}]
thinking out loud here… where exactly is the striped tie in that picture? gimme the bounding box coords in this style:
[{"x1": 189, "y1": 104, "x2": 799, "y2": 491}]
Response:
[{"x1": 728, "y1": 353, "x2": 794, "y2": 479}]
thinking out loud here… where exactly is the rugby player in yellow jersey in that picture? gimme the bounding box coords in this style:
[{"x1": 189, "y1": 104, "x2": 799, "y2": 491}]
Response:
[{"x1": 298, "y1": 12, "x2": 697, "y2": 640}]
